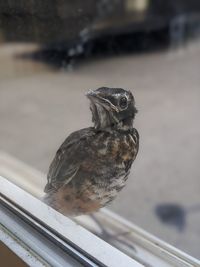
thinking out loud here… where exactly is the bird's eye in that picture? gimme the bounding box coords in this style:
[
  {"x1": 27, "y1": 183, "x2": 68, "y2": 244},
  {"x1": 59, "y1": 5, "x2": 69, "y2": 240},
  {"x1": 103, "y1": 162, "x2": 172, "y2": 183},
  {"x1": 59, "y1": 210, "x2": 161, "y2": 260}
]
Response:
[{"x1": 119, "y1": 96, "x2": 128, "y2": 109}]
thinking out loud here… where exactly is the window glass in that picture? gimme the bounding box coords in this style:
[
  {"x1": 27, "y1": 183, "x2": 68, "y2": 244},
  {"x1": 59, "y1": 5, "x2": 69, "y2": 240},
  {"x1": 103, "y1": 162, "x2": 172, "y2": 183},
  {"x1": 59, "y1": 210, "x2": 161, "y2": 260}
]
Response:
[{"x1": 0, "y1": 0, "x2": 200, "y2": 260}]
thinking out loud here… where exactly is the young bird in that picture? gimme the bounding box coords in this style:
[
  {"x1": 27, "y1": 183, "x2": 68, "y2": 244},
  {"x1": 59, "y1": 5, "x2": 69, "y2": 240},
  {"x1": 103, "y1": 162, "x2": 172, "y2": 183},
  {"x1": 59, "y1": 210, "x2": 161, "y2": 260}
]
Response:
[{"x1": 44, "y1": 87, "x2": 139, "y2": 216}]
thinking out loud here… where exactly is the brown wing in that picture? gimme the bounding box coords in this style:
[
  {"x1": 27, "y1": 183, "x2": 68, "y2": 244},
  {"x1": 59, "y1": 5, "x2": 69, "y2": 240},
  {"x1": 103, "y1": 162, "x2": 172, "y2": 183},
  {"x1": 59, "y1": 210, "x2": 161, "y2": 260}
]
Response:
[
  {"x1": 132, "y1": 127, "x2": 139, "y2": 159},
  {"x1": 44, "y1": 127, "x2": 95, "y2": 193}
]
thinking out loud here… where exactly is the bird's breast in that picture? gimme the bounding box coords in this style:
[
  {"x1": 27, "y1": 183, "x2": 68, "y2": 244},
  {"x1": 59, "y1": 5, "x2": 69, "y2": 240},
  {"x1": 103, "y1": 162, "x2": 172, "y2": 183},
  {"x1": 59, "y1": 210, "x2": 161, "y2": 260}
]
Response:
[
  {"x1": 94, "y1": 131, "x2": 136, "y2": 168},
  {"x1": 82, "y1": 131, "x2": 137, "y2": 206}
]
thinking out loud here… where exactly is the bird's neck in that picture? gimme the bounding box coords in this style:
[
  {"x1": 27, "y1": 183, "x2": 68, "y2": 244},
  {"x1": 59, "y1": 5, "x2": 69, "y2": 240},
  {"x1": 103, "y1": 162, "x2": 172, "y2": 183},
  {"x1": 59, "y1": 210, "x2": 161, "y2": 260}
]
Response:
[
  {"x1": 113, "y1": 117, "x2": 134, "y2": 132},
  {"x1": 92, "y1": 104, "x2": 133, "y2": 132},
  {"x1": 96, "y1": 117, "x2": 134, "y2": 133}
]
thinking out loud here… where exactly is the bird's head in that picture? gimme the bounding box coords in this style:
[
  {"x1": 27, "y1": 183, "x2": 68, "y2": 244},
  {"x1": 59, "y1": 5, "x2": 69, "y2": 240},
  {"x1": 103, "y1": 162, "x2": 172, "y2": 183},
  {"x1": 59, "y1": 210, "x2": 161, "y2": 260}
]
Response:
[{"x1": 86, "y1": 87, "x2": 137, "y2": 131}]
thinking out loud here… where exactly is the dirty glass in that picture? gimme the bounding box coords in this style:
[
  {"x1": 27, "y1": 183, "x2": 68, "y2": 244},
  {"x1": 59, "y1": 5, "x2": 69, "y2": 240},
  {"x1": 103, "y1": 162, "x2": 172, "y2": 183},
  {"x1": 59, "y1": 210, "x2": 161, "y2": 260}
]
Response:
[{"x1": 0, "y1": 0, "x2": 200, "y2": 260}]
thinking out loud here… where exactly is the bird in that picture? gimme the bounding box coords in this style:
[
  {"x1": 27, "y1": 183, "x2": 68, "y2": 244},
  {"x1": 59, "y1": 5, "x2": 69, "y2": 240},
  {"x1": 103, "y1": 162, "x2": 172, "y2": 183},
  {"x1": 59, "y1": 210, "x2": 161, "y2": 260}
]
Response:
[{"x1": 44, "y1": 87, "x2": 139, "y2": 217}]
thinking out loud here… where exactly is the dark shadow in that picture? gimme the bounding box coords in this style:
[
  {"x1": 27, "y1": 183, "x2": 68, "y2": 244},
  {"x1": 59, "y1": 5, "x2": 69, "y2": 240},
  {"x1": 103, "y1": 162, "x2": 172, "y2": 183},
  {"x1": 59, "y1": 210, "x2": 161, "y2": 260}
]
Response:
[
  {"x1": 2, "y1": 1, "x2": 200, "y2": 69},
  {"x1": 155, "y1": 203, "x2": 200, "y2": 232},
  {"x1": 16, "y1": 14, "x2": 200, "y2": 70},
  {"x1": 155, "y1": 203, "x2": 186, "y2": 232},
  {"x1": 16, "y1": 28, "x2": 170, "y2": 69}
]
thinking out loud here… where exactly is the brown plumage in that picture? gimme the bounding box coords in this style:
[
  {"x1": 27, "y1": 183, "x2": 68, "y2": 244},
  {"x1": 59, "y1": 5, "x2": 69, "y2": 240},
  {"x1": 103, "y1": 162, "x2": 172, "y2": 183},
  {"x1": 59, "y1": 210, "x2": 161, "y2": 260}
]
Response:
[{"x1": 44, "y1": 87, "x2": 139, "y2": 216}]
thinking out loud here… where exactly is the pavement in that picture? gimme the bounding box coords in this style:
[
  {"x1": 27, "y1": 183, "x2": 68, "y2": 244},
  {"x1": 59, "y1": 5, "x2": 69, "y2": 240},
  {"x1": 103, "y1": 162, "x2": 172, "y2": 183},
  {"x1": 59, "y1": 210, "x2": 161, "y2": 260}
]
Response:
[{"x1": 0, "y1": 42, "x2": 200, "y2": 259}]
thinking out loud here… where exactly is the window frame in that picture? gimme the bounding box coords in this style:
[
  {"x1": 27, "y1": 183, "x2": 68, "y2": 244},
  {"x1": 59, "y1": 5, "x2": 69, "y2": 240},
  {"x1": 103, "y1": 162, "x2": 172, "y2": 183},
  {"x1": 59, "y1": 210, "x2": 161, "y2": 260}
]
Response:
[{"x1": 0, "y1": 175, "x2": 143, "y2": 267}]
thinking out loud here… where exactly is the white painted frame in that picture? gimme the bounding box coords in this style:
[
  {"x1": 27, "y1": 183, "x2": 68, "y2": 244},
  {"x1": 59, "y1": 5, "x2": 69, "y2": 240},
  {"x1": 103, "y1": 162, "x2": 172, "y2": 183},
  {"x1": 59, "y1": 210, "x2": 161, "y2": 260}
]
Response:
[{"x1": 0, "y1": 175, "x2": 142, "y2": 267}]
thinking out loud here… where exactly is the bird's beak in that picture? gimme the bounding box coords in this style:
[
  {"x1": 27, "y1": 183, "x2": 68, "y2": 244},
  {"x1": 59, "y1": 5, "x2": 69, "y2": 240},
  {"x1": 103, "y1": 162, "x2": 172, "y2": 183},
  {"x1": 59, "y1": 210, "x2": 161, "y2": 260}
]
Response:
[
  {"x1": 85, "y1": 90, "x2": 98, "y2": 99},
  {"x1": 86, "y1": 90, "x2": 119, "y2": 112}
]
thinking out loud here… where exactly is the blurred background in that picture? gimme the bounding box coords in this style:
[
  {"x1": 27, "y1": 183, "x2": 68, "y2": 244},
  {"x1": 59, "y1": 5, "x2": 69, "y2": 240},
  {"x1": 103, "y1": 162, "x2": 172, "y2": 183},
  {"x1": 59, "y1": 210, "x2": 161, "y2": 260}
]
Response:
[{"x1": 0, "y1": 0, "x2": 200, "y2": 259}]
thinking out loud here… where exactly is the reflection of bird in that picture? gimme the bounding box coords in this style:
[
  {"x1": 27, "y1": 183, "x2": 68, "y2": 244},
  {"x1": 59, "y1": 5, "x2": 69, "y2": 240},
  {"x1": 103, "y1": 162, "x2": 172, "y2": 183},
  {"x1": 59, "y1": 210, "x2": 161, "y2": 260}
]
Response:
[{"x1": 44, "y1": 87, "x2": 139, "y2": 216}]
